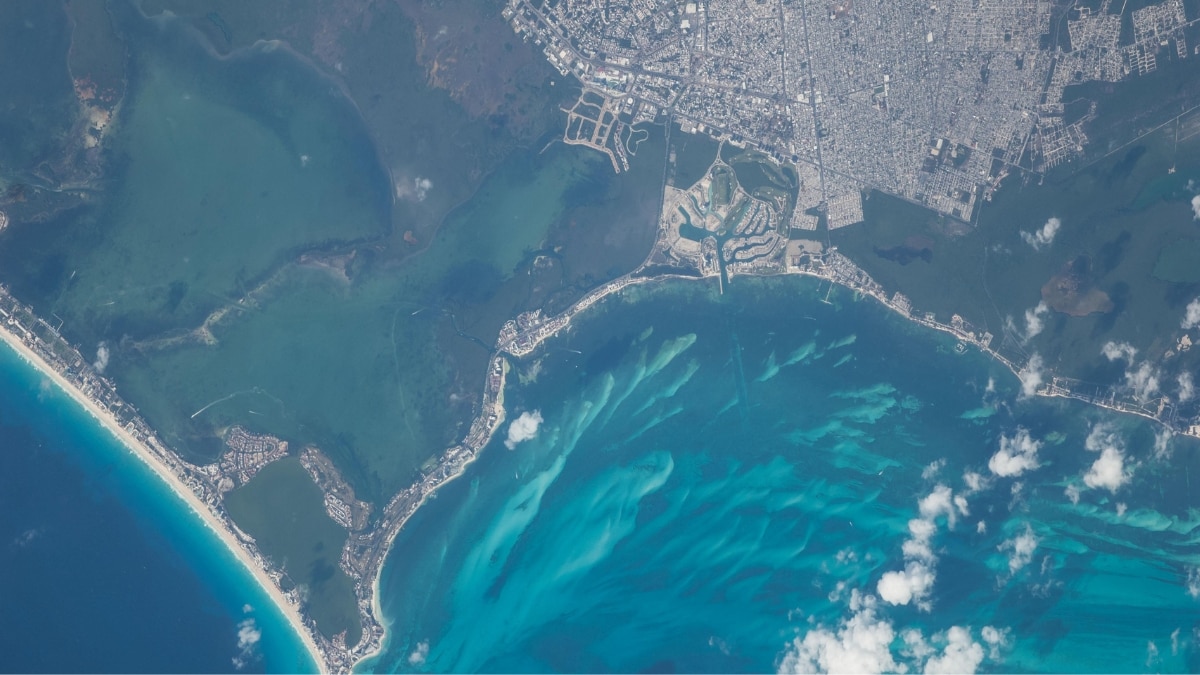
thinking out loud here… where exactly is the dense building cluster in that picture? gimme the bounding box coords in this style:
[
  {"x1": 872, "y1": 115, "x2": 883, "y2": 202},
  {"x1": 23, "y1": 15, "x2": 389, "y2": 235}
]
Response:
[
  {"x1": 506, "y1": 0, "x2": 1193, "y2": 226},
  {"x1": 204, "y1": 426, "x2": 289, "y2": 492}
]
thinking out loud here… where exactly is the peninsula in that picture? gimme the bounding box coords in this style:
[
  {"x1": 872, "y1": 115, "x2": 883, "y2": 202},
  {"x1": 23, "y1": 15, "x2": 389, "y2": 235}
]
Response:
[
  {"x1": 0, "y1": 287, "x2": 326, "y2": 670},
  {"x1": 0, "y1": 282, "x2": 511, "y2": 673}
]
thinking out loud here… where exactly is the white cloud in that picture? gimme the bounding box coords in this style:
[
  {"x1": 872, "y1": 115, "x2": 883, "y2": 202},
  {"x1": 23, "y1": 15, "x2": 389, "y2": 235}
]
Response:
[
  {"x1": 962, "y1": 471, "x2": 987, "y2": 493},
  {"x1": 93, "y1": 342, "x2": 110, "y2": 374},
  {"x1": 1021, "y1": 217, "x2": 1061, "y2": 250},
  {"x1": 1017, "y1": 354, "x2": 1045, "y2": 398},
  {"x1": 780, "y1": 592, "x2": 1001, "y2": 675},
  {"x1": 1124, "y1": 362, "x2": 1161, "y2": 402},
  {"x1": 1064, "y1": 483, "x2": 1081, "y2": 505},
  {"x1": 827, "y1": 580, "x2": 849, "y2": 603},
  {"x1": 878, "y1": 562, "x2": 935, "y2": 607},
  {"x1": 1153, "y1": 429, "x2": 1174, "y2": 461},
  {"x1": 903, "y1": 518, "x2": 937, "y2": 563},
  {"x1": 1182, "y1": 298, "x2": 1200, "y2": 330},
  {"x1": 980, "y1": 626, "x2": 1008, "y2": 660},
  {"x1": 408, "y1": 640, "x2": 430, "y2": 666},
  {"x1": 12, "y1": 528, "x2": 41, "y2": 548},
  {"x1": 236, "y1": 619, "x2": 260, "y2": 650},
  {"x1": 901, "y1": 628, "x2": 934, "y2": 662},
  {"x1": 504, "y1": 410, "x2": 543, "y2": 449},
  {"x1": 924, "y1": 627, "x2": 985, "y2": 675},
  {"x1": 778, "y1": 591, "x2": 899, "y2": 675},
  {"x1": 1084, "y1": 446, "x2": 1131, "y2": 492},
  {"x1": 999, "y1": 524, "x2": 1039, "y2": 575},
  {"x1": 878, "y1": 485, "x2": 958, "y2": 609},
  {"x1": 396, "y1": 176, "x2": 434, "y2": 202},
  {"x1": 922, "y1": 459, "x2": 946, "y2": 480},
  {"x1": 1081, "y1": 424, "x2": 1131, "y2": 493},
  {"x1": 1187, "y1": 567, "x2": 1200, "y2": 600},
  {"x1": 988, "y1": 428, "x2": 1042, "y2": 478},
  {"x1": 918, "y1": 485, "x2": 955, "y2": 523},
  {"x1": 1101, "y1": 341, "x2": 1137, "y2": 362},
  {"x1": 1022, "y1": 302, "x2": 1049, "y2": 342},
  {"x1": 1085, "y1": 423, "x2": 1117, "y2": 452},
  {"x1": 1178, "y1": 372, "x2": 1195, "y2": 403},
  {"x1": 1191, "y1": 195, "x2": 1200, "y2": 220},
  {"x1": 232, "y1": 618, "x2": 261, "y2": 670}
]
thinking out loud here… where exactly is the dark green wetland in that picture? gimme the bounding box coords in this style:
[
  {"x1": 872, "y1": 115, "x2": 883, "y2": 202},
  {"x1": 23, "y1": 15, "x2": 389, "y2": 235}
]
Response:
[
  {"x1": 6, "y1": 0, "x2": 1200, "y2": 648},
  {"x1": 0, "y1": 0, "x2": 666, "y2": 642},
  {"x1": 833, "y1": 57, "x2": 1200, "y2": 390}
]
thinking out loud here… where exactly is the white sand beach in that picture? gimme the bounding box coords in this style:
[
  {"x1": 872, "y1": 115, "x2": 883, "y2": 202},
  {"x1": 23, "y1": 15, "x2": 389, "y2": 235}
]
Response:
[
  {"x1": 0, "y1": 324, "x2": 327, "y2": 673},
  {"x1": 354, "y1": 357, "x2": 510, "y2": 670}
]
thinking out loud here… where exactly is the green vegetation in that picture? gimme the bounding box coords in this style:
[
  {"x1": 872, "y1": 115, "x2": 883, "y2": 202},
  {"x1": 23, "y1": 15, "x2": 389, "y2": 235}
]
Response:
[
  {"x1": 0, "y1": 1, "x2": 76, "y2": 171},
  {"x1": 224, "y1": 458, "x2": 360, "y2": 644},
  {"x1": 64, "y1": 0, "x2": 126, "y2": 98},
  {"x1": 0, "y1": 2, "x2": 667, "y2": 503},
  {"x1": 833, "y1": 115, "x2": 1200, "y2": 383},
  {"x1": 543, "y1": 128, "x2": 667, "y2": 304},
  {"x1": 718, "y1": 145, "x2": 798, "y2": 222},
  {"x1": 117, "y1": 142, "x2": 612, "y2": 502},
  {"x1": 720, "y1": 146, "x2": 797, "y2": 194},
  {"x1": 723, "y1": 197, "x2": 752, "y2": 235},
  {"x1": 1063, "y1": 56, "x2": 1200, "y2": 155},
  {"x1": 0, "y1": 0, "x2": 669, "y2": 640},
  {"x1": 711, "y1": 165, "x2": 735, "y2": 208},
  {"x1": 0, "y1": 26, "x2": 391, "y2": 342}
]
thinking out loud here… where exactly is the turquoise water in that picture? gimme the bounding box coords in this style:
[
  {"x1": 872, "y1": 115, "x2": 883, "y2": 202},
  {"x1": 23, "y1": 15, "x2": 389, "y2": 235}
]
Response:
[
  {"x1": 0, "y1": 341, "x2": 316, "y2": 673},
  {"x1": 370, "y1": 277, "x2": 1200, "y2": 673}
]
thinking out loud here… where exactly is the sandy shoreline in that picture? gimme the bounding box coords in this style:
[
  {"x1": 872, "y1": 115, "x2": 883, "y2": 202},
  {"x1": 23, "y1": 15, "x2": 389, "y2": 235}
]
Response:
[
  {"x1": 354, "y1": 358, "x2": 509, "y2": 671},
  {"x1": 0, "y1": 325, "x2": 327, "y2": 673}
]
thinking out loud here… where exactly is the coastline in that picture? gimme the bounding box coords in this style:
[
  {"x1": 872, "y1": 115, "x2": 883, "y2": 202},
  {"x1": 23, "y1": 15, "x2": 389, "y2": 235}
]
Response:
[
  {"x1": 0, "y1": 323, "x2": 327, "y2": 673},
  {"x1": 5, "y1": 241, "x2": 1186, "y2": 673},
  {"x1": 349, "y1": 356, "x2": 509, "y2": 672},
  {"x1": 317, "y1": 235, "x2": 1199, "y2": 670},
  {"x1": 6, "y1": 194, "x2": 1192, "y2": 673},
  {"x1": 494, "y1": 251, "x2": 1199, "y2": 439}
]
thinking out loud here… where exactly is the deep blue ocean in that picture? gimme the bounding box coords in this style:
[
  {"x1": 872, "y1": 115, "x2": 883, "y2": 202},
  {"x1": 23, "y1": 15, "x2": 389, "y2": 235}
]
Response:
[
  {"x1": 368, "y1": 277, "x2": 1200, "y2": 674},
  {"x1": 0, "y1": 342, "x2": 316, "y2": 673}
]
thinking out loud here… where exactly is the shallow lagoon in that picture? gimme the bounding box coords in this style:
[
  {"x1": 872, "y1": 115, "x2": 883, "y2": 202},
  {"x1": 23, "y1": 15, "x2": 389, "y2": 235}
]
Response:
[
  {"x1": 370, "y1": 277, "x2": 1200, "y2": 673},
  {"x1": 0, "y1": 11, "x2": 392, "y2": 344},
  {"x1": 0, "y1": 4, "x2": 669, "y2": 646}
]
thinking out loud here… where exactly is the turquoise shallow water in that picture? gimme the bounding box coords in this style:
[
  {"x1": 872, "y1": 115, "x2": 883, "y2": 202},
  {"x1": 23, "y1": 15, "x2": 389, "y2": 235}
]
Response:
[
  {"x1": 370, "y1": 277, "x2": 1200, "y2": 673},
  {"x1": 0, "y1": 341, "x2": 316, "y2": 673}
]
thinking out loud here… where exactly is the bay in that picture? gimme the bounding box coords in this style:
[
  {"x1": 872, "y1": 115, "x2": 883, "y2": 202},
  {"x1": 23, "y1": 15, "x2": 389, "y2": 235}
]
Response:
[{"x1": 368, "y1": 276, "x2": 1200, "y2": 673}]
